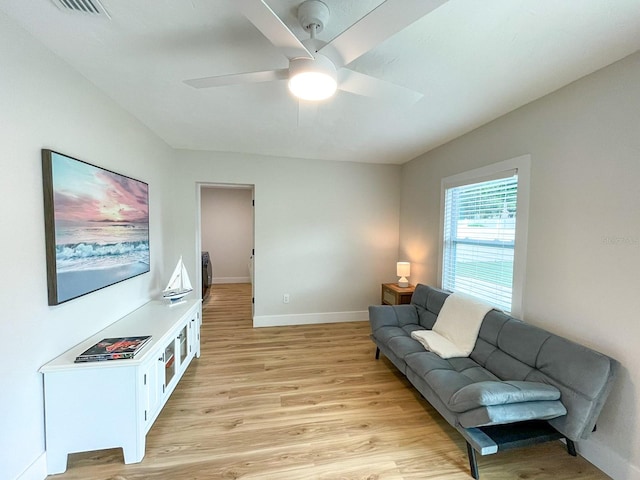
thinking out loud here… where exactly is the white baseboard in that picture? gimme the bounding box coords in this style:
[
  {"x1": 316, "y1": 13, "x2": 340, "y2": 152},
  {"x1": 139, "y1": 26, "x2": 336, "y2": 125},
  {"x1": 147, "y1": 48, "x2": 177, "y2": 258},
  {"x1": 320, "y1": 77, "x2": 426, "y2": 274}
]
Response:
[
  {"x1": 16, "y1": 452, "x2": 47, "y2": 480},
  {"x1": 579, "y1": 437, "x2": 640, "y2": 480},
  {"x1": 253, "y1": 310, "x2": 368, "y2": 328},
  {"x1": 211, "y1": 277, "x2": 251, "y2": 284}
]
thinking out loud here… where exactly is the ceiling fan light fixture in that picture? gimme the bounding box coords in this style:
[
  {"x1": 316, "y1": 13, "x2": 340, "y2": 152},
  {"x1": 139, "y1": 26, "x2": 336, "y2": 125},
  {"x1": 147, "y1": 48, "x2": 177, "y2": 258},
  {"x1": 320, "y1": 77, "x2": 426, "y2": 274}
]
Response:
[{"x1": 288, "y1": 55, "x2": 337, "y2": 101}]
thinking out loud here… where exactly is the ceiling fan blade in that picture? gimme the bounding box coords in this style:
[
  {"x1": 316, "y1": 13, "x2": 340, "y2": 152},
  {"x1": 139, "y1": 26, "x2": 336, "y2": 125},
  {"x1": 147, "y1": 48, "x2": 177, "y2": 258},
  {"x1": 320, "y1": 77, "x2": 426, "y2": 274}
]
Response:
[
  {"x1": 237, "y1": 0, "x2": 313, "y2": 60},
  {"x1": 319, "y1": 0, "x2": 448, "y2": 68},
  {"x1": 184, "y1": 69, "x2": 288, "y2": 89},
  {"x1": 338, "y1": 69, "x2": 423, "y2": 106}
]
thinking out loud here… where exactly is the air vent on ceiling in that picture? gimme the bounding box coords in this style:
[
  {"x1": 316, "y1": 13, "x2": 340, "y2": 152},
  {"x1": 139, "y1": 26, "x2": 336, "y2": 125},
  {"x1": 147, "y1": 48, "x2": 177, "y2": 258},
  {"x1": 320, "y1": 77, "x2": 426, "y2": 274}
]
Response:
[{"x1": 50, "y1": 0, "x2": 110, "y2": 18}]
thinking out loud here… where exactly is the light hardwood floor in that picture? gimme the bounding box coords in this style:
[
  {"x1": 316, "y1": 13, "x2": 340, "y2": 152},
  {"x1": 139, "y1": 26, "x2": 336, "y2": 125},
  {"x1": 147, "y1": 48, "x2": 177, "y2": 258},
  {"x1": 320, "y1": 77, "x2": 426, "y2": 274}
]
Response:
[{"x1": 49, "y1": 284, "x2": 610, "y2": 479}]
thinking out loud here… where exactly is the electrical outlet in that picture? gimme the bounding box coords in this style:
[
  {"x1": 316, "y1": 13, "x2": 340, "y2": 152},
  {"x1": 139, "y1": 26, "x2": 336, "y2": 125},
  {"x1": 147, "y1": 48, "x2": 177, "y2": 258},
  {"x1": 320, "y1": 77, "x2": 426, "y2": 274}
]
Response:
[{"x1": 283, "y1": 294, "x2": 290, "y2": 304}]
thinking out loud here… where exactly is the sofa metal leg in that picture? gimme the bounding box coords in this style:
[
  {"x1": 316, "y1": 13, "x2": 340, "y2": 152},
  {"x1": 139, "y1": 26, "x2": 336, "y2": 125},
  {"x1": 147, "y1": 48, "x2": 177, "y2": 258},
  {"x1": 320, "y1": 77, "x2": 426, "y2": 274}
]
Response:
[
  {"x1": 566, "y1": 438, "x2": 577, "y2": 457},
  {"x1": 375, "y1": 347, "x2": 380, "y2": 360},
  {"x1": 466, "y1": 442, "x2": 480, "y2": 479}
]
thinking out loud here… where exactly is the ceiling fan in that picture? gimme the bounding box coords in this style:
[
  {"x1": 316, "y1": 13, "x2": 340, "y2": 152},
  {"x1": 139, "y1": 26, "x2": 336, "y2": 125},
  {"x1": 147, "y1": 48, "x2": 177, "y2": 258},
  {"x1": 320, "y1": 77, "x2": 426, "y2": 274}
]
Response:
[{"x1": 184, "y1": 0, "x2": 447, "y2": 104}]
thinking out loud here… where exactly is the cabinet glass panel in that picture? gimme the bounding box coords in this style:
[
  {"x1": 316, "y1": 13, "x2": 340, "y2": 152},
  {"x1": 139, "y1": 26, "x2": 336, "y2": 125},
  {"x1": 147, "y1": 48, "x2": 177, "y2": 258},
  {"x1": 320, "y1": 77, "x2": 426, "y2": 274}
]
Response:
[
  {"x1": 164, "y1": 342, "x2": 176, "y2": 386},
  {"x1": 179, "y1": 325, "x2": 188, "y2": 362}
]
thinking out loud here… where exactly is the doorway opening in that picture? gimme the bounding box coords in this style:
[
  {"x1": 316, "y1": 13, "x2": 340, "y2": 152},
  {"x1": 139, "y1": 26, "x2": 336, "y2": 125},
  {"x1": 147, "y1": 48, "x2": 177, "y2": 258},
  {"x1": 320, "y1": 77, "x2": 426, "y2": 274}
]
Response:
[{"x1": 196, "y1": 183, "x2": 255, "y2": 318}]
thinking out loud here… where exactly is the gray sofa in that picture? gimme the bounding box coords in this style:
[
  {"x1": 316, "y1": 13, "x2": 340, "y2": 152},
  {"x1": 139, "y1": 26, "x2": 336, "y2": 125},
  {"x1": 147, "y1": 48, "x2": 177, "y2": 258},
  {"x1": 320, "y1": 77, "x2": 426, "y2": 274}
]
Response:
[{"x1": 369, "y1": 284, "x2": 619, "y2": 478}]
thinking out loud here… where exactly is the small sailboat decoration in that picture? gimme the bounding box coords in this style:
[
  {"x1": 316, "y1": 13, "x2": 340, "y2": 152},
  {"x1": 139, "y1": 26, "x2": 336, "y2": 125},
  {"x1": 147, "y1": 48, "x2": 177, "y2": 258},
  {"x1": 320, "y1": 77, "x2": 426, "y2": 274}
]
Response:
[{"x1": 163, "y1": 256, "x2": 193, "y2": 305}]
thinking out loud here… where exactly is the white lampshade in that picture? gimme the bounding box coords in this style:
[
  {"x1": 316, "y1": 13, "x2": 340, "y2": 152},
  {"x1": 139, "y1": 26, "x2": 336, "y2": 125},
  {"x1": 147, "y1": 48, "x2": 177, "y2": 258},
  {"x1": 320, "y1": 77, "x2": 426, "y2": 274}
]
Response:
[
  {"x1": 397, "y1": 262, "x2": 410, "y2": 287},
  {"x1": 288, "y1": 54, "x2": 337, "y2": 101}
]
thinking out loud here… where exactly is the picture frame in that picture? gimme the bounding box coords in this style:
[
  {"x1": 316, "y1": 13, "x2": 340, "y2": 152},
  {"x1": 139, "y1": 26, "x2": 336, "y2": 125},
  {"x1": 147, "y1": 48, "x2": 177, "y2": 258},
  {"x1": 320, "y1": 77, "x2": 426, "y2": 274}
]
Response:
[{"x1": 42, "y1": 149, "x2": 150, "y2": 305}]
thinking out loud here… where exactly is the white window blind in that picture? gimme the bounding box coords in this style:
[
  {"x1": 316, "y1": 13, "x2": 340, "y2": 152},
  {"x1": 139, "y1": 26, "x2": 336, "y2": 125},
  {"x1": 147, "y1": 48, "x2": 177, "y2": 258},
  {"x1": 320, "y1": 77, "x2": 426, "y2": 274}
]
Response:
[{"x1": 442, "y1": 171, "x2": 518, "y2": 312}]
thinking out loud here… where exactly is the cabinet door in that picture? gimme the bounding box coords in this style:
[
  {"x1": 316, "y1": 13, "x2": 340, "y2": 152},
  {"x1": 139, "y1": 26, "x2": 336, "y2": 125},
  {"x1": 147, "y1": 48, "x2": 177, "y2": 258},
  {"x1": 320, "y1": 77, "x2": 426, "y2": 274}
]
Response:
[
  {"x1": 188, "y1": 317, "x2": 194, "y2": 357},
  {"x1": 190, "y1": 310, "x2": 201, "y2": 358},
  {"x1": 141, "y1": 355, "x2": 162, "y2": 430}
]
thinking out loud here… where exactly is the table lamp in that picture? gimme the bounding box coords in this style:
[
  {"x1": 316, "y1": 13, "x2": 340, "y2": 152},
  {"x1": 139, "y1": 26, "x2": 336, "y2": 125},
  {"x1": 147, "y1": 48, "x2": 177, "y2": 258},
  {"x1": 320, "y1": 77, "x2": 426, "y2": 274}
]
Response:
[{"x1": 397, "y1": 262, "x2": 410, "y2": 288}]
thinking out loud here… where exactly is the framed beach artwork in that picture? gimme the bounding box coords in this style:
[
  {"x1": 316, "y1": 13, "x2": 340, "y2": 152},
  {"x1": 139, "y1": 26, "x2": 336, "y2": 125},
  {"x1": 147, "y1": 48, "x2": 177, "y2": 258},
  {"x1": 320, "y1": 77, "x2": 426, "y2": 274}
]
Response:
[{"x1": 42, "y1": 150, "x2": 150, "y2": 305}]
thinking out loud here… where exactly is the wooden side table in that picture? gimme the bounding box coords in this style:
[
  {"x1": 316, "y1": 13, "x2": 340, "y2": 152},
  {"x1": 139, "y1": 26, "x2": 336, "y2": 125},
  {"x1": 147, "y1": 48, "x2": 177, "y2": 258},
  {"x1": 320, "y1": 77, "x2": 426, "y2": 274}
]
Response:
[{"x1": 381, "y1": 283, "x2": 415, "y2": 305}]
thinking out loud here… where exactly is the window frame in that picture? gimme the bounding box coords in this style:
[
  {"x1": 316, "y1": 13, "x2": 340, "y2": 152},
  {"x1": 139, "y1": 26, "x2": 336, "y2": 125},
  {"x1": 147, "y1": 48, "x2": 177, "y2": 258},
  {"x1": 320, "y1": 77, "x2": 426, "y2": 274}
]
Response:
[{"x1": 438, "y1": 155, "x2": 531, "y2": 317}]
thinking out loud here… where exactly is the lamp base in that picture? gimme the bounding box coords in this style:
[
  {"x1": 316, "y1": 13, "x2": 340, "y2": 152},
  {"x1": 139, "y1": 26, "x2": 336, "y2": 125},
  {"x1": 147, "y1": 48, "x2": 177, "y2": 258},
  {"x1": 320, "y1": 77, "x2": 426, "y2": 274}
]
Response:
[{"x1": 397, "y1": 277, "x2": 409, "y2": 288}]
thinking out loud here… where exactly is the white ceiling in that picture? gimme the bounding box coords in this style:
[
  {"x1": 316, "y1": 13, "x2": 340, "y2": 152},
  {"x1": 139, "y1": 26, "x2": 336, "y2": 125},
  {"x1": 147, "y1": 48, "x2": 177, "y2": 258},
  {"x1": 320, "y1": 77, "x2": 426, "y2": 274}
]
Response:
[{"x1": 2, "y1": 0, "x2": 640, "y2": 164}]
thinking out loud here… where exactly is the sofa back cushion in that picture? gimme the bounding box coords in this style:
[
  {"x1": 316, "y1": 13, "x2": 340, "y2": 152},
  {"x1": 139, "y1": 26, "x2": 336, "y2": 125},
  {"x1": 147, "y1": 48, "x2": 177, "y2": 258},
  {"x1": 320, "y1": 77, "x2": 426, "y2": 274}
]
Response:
[
  {"x1": 410, "y1": 284, "x2": 619, "y2": 441},
  {"x1": 410, "y1": 283, "x2": 447, "y2": 330}
]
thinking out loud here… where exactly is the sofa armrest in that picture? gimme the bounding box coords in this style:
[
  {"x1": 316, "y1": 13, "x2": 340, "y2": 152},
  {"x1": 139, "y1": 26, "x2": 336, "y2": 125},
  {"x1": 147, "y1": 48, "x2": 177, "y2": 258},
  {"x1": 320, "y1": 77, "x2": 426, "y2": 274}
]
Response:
[
  {"x1": 447, "y1": 381, "x2": 563, "y2": 413},
  {"x1": 368, "y1": 304, "x2": 419, "y2": 332}
]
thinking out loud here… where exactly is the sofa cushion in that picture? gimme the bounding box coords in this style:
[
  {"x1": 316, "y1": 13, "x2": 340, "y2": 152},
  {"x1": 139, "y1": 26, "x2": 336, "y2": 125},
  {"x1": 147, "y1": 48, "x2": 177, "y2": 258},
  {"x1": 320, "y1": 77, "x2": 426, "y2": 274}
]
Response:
[
  {"x1": 406, "y1": 352, "x2": 498, "y2": 383},
  {"x1": 405, "y1": 352, "x2": 500, "y2": 410},
  {"x1": 386, "y1": 335, "x2": 427, "y2": 360},
  {"x1": 373, "y1": 324, "x2": 426, "y2": 345},
  {"x1": 447, "y1": 381, "x2": 562, "y2": 413},
  {"x1": 411, "y1": 284, "x2": 448, "y2": 329},
  {"x1": 405, "y1": 350, "x2": 566, "y2": 428},
  {"x1": 373, "y1": 326, "x2": 407, "y2": 345},
  {"x1": 369, "y1": 304, "x2": 419, "y2": 332}
]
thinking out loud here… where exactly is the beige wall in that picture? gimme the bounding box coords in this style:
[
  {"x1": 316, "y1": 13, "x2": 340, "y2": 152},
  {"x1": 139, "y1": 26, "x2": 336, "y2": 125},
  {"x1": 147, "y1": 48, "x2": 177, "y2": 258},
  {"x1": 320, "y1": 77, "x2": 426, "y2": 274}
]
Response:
[
  {"x1": 0, "y1": 11, "x2": 174, "y2": 480},
  {"x1": 400, "y1": 51, "x2": 640, "y2": 480},
  {"x1": 172, "y1": 150, "x2": 401, "y2": 322}
]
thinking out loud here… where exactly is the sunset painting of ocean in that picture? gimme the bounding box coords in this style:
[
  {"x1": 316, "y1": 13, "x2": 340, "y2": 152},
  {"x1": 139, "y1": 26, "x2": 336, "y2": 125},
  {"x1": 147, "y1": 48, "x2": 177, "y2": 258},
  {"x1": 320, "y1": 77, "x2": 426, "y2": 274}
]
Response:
[{"x1": 44, "y1": 151, "x2": 149, "y2": 304}]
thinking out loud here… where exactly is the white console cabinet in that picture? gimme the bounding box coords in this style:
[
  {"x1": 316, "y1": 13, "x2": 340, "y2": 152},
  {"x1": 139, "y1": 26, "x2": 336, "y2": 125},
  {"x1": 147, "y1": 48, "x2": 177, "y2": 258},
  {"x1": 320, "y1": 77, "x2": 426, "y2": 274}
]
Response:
[{"x1": 40, "y1": 299, "x2": 201, "y2": 474}]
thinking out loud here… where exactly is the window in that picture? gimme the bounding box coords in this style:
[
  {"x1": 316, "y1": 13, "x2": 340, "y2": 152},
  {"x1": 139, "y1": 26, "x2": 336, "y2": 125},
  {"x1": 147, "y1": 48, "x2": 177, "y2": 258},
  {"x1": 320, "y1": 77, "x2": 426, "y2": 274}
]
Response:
[{"x1": 440, "y1": 156, "x2": 530, "y2": 315}]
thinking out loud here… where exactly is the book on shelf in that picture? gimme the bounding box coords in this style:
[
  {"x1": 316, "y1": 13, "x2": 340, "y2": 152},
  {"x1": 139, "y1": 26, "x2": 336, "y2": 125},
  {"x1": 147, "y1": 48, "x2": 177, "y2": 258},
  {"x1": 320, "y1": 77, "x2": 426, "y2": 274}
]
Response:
[{"x1": 74, "y1": 336, "x2": 152, "y2": 363}]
